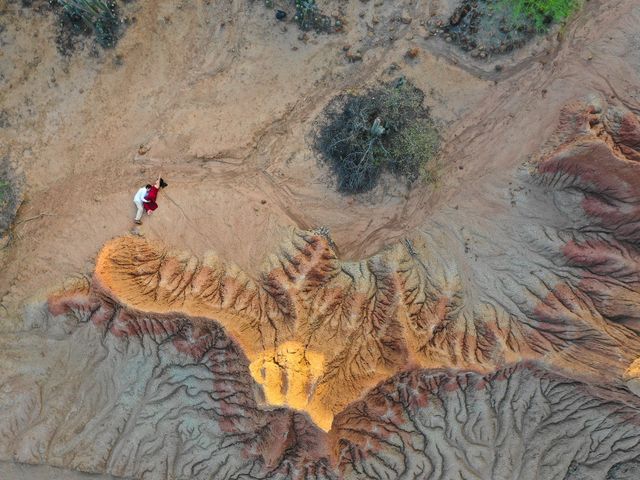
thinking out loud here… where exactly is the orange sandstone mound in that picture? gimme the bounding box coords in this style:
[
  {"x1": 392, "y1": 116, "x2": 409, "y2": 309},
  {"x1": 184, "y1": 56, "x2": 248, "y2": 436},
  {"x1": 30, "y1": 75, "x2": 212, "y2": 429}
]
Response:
[
  {"x1": 92, "y1": 115, "x2": 640, "y2": 427},
  {"x1": 85, "y1": 96, "x2": 640, "y2": 431}
]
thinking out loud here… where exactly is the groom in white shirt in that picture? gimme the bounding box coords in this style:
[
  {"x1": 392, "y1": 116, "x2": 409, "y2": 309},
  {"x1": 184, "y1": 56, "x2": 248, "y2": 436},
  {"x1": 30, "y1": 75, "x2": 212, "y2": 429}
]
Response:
[{"x1": 133, "y1": 184, "x2": 151, "y2": 224}]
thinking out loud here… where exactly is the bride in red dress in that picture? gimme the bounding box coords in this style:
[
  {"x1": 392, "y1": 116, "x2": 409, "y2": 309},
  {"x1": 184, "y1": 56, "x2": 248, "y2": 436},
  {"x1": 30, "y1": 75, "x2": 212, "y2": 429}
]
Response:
[{"x1": 143, "y1": 176, "x2": 167, "y2": 215}]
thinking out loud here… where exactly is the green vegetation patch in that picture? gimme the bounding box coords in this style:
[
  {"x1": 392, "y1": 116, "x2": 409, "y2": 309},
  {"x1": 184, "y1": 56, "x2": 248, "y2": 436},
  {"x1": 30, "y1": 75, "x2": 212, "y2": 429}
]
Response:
[
  {"x1": 0, "y1": 160, "x2": 22, "y2": 236},
  {"x1": 509, "y1": 0, "x2": 581, "y2": 31},
  {"x1": 314, "y1": 80, "x2": 440, "y2": 194},
  {"x1": 263, "y1": 0, "x2": 338, "y2": 33},
  {"x1": 52, "y1": 0, "x2": 122, "y2": 52},
  {"x1": 438, "y1": 0, "x2": 582, "y2": 57},
  {"x1": 0, "y1": 179, "x2": 8, "y2": 207},
  {"x1": 293, "y1": 0, "x2": 332, "y2": 32}
]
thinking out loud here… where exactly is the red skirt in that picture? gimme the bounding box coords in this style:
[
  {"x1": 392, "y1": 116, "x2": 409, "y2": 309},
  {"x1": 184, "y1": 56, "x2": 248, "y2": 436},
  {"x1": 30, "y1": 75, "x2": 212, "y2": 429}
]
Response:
[
  {"x1": 143, "y1": 201, "x2": 158, "y2": 212},
  {"x1": 143, "y1": 187, "x2": 159, "y2": 212}
]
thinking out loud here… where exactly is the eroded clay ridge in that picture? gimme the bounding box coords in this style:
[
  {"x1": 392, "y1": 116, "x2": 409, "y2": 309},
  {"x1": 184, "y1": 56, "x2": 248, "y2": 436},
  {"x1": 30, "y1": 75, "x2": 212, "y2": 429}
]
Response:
[
  {"x1": 86, "y1": 98, "x2": 640, "y2": 431},
  {"x1": 3, "y1": 97, "x2": 640, "y2": 478},
  {"x1": 2, "y1": 297, "x2": 639, "y2": 479}
]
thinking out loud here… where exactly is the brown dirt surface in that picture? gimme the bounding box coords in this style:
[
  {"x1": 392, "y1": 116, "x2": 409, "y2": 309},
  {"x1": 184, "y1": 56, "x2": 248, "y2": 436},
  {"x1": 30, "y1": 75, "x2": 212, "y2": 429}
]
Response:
[{"x1": 1, "y1": 0, "x2": 640, "y2": 478}]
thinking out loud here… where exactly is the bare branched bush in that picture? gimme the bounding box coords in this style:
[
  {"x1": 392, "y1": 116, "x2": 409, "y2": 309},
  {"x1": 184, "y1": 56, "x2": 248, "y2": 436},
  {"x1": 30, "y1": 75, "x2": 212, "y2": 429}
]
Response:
[{"x1": 314, "y1": 80, "x2": 440, "y2": 193}]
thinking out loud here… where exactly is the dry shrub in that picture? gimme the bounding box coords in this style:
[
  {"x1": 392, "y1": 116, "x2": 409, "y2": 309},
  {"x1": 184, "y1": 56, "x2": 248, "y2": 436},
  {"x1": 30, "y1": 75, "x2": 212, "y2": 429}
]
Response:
[{"x1": 314, "y1": 80, "x2": 439, "y2": 193}]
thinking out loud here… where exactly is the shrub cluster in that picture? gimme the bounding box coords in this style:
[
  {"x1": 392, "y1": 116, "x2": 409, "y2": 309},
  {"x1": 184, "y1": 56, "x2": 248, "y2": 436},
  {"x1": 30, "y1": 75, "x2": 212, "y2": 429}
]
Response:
[{"x1": 314, "y1": 80, "x2": 439, "y2": 193}]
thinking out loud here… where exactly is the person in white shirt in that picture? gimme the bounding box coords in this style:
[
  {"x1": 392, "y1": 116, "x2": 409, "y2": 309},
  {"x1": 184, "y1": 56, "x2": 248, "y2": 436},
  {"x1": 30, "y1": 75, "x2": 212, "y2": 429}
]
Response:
[{"x1": 133, "y1": 184, "x2": 151, "y2": 224}]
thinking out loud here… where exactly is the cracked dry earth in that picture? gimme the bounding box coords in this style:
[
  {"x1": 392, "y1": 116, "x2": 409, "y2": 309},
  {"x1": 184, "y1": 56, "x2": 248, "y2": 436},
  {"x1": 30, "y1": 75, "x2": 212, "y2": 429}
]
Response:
[{"x1": 2, "y1": 0, "x2": 640, "y2": 479}]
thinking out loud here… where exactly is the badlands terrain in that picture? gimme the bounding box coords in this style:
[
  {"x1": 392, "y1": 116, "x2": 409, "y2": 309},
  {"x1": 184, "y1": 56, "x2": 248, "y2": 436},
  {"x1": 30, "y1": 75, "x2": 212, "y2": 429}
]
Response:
[{"x1": 1, "y1": 0, "x2": 640, "y2": 479}]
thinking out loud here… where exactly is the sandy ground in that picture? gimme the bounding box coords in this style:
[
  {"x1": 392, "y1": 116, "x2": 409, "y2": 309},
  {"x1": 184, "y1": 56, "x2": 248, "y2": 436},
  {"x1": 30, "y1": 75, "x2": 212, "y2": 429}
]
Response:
[
  {"x1": 0, "y1": 0, "x2": 555, "y2": 326},
  {"x1": 5, "y1": 0, "x2": 620, "y2": 325},
  {"x1": 0, "y1": 0, "x2": 637, "y2": 360}
]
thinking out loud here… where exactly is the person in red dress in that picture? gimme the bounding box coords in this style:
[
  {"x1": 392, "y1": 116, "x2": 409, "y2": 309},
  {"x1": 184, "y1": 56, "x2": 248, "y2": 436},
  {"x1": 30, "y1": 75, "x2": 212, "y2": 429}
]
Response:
[{"x1": 142, "y1": 176, "x2": 167, "y2": 216}]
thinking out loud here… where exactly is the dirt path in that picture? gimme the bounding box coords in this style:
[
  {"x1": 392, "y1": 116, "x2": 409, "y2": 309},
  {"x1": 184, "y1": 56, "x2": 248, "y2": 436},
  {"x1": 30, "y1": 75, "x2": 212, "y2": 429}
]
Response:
[{"x1": 0, "y1": 0, "x2": 484, "y2": 324}]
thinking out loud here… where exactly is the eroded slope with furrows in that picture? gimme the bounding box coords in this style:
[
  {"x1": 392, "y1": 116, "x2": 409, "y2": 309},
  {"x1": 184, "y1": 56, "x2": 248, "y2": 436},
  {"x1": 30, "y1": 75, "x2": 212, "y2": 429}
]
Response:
[
  {"x1": 2, "y1": 286, "x2": 333, "y2": 480},
  {"x1": 85, "y1": 98, "x2": 640, "y2": 429},
  {"x1": 2, "y1": 292, "x2": 640, "y2": 480},
  {"x1": 332, "y1": 364, "x2": 640, "y2": 479},
  {"x1": 2, "y1": 97, "x2": 640, "y2": 479}
]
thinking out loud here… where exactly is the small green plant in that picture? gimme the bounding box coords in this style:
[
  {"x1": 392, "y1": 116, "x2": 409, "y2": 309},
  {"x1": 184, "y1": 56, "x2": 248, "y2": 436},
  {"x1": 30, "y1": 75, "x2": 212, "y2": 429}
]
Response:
[
  {"x1": 0, "y1": 179, "x2": 8, "y2": 207},
  {"x1": 0, "y1": 176, "x2": 17, "y2": 235},
  {"x1": 315, "y1": 80, "x2": 440, "y2": 193},
  {"x1": 54, "y1": 0, "x2": 120, "y2": 48},
  {"x1": 508, "y1": 0, "x2": 581, "y2": 31},
  {"x1": 0, "y1": 158, "x2": 21, "y2": 236},
  {"x1": 294, "y1": 0, "x2": 332, "y2": 32},
  {"x1": 294, "y1": 0, "x2": 317, "y2": 30}
]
